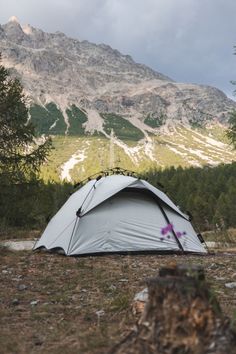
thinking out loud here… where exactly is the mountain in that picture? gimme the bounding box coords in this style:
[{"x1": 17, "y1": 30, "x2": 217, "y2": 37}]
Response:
[{"x1": 0, "y1": 16, "x2": 236, "y2": 182}]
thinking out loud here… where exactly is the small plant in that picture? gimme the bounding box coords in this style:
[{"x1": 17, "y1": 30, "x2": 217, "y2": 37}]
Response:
[
  {"x1": 230, "y1": 310, "x2": 236, "y2": 331},
  {"x1": 110, "y1": 294, "x2": 130, "y2": 312}
]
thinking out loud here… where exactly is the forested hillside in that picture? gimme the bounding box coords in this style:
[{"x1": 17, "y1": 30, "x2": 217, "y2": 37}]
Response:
[
  {"x1": 0, "y1": 163, "x2": 235, "y2": 234},
  {"x1": 142, "y1": 163, "x2": 236, "y2": 231}
]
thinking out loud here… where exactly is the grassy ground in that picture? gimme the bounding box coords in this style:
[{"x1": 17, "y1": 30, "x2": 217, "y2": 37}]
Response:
[{"x1": 0, "y1": 246, "x2": 236, "y2": 354}]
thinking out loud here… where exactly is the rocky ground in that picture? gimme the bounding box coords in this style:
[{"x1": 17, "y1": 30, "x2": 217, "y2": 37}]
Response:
[{"x1": 0, "y1": 246, "x2": 236, "y2": 354}]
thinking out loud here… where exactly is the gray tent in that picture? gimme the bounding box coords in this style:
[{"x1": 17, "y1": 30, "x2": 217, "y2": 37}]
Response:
[{"x1": 34, "y1": 175, "x2": 207, "y2": 255}]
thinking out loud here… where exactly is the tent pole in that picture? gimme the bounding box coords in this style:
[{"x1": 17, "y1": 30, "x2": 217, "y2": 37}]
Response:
[
  {"x1": 67, "y1": 217, "x2": 79, "y2": 255},
  {"x1": 156, "y1": 199, "x2": 184, "y2": 253},
  {"x1": 67, "y1": 179, "x2": 98, "y2": 255}
]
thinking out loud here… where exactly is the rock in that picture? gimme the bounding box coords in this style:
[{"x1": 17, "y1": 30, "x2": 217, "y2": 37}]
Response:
[
  {"x1": 75, "y1": 285, "x2": 80, "y2": 292},
  {"x1": 2, "y1": 270, "x2": 9, "y2": 274},
  {"x1": 214, "y1": 276, "x2": 226, "y2": 281},
  {"x1": 109, "y1": 284, "x2": 117, "y2": 291},
  {"x1": 209, "y1": 263, "x2": 218, "y2": 270},
  {"x1": 17, "y1": 284, "x2": 28, "y2": 291},
  {"x1": 225, "y1": 282, "x2": 236, "y2": 289},
  {"x1": 96, "y1": 310, "x2": 105, "y2": 317},
  {"x1": 12, "y1": 298, "x2": 20, "y2": 306},
  {"x1": 133, "y1": 288, "x2": 149, "y2": 315},
  {"x1": 134, "y1": 288, "x2": 149, "y2": 302},
  {"x1": 30, "y1": 300, "x2": 39, "y2": 306},
  {"x1": 0, "y1": 240, "x2": 35, "y2": 251},
  {"x1": 71, "y1": 294, "x2": 79, "y2": 301},
  {"x1": 15, "y1": 306, "x2": 25, "y2": 312},
  {"x1": 34, "y1": 338, "x2": 43, "y2": 346},
  {"x1": 208, "y1": 341, "x2": 216, "y2": 350}
]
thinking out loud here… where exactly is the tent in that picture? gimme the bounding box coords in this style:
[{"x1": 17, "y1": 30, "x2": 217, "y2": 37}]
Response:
[{"x1": 34, "y1": 174, "x2": 207, "y2": 255}]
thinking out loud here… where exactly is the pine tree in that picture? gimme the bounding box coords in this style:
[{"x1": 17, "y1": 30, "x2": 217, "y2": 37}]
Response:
[
  {"x1": 227, "y1": 110, "x2": 236, "y2": 149},
  {"x1": 227, "y1": 46, "x2": 236, "y2": 149},
  {"x1": 0, "y1": 56, "x2": 51, "y2": 183}
]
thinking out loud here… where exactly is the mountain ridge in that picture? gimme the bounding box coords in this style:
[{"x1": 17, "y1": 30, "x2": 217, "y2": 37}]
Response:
[{"x1": 0, "y1": 17, "x2": 236, "y2": 181}]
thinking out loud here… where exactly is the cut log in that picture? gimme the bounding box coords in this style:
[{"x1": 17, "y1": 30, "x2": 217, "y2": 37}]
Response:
[{"x1": 110, "y1": 264, "x2": 236, "y2": 354}]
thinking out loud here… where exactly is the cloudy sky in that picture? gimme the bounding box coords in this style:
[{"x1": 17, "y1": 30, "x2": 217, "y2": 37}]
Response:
[{"x1": 0, "y1": 0, "x2": 235, "y2": 98}]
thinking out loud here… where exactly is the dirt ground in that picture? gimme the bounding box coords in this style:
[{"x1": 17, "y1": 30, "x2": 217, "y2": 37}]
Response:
[{"x1": 0, "y1": 248, "x2": 236, "y2": 354}]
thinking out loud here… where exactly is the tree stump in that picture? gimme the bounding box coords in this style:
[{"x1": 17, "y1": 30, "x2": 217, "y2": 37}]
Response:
[{"x1": 110, "y1": 264, "x2": 236, "y2": 354}]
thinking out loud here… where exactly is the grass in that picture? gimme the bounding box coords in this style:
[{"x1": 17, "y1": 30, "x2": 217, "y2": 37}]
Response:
[
  {"x1": 0, "y1": 244, "x2": 236, "y2": 353},
  {"x1": 0, "y1": 227, "x2": 41, "y2": 241},
  {"x1": 40, "y1": 136, "x2": 138, "y2": 182},
  {"x1": 231, "y1": 310, "x2": 236, "y2": 331},
  {"x1": 110, "y1": 294, "x2": 130, "y2": 312},
  {"x1": 203, "y1": 228, "x2": 236, "y2": 243},
  {"x1": 38, "y1": 124, "x2": 236, "y2": 183},
  {"x1": 29, "y1": 102, "x2": 236, "y2": 180}
]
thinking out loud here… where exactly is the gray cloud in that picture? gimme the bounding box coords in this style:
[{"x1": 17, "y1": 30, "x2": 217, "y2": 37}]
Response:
[{"x1": 0, "y1": 0, "x2": 235, "y2": 98}]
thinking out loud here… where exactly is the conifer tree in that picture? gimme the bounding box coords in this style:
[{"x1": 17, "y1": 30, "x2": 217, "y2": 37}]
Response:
[
  {"x1": 227, "y1": 46, "x2": 236, "y2": 148},
  {"x1": 0, "y1": 56, "x2": 51, "y2": 183},
  {"x1": 227, "y1": 110, "x2": 236, "y2": 149}
]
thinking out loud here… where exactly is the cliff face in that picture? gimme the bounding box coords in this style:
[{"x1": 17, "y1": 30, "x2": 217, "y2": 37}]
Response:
[
  {"x1": 0, "y1": 17, "x2": 235, "y2": 131},
  {"x1": 1, "y1": 17, "x2": 236, "y2": 181}
]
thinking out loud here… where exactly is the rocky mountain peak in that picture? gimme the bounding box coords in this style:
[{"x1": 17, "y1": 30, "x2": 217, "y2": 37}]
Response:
[
  {"x1": 0, "y1": 18, "x2": 235, "y2": 130},
  {"x1": 3, "y1": 16, "x2": 27, "y2": 43},
  {"x1": 8, "y1": 15, "x2": 20, "y2": 24},
  {"x1": 22, "y1": 24, "x2": 33, "y2": 36}
]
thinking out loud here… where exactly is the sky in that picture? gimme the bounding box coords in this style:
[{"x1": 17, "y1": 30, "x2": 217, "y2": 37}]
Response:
[{"x1": 0, "y1": 0, "x2": 235, "y2": 99}]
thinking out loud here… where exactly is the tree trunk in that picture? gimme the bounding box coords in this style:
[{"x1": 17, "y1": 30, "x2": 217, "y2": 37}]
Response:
[{"x1": 110, "y1": 264, "x2": 236, "y2": 354}]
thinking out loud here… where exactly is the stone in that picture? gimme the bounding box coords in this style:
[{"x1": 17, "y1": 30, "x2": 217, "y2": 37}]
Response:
[
  {"x1": 225, "y1": 282, "x2": 236, "y2": 289},
  {"x1": 34, "y1": 338, "x2": 43, "y2": 346},
  {"x1": 30, "y1": 300, "x2": 39, "y2": 306},
  {"x1": 0, "y1": 240, "x2": 35, "y2": 251},
  {"x1": 17, "y1": 284, "x2": 28, "y2": 291},
  {"x1": 12, "y1": 298, "x2": 20, "y2": 306},
  {"x1": 109, "y1": 284, "x2": 117, "y2": 291},
  {"x1": 133, "y1": 288, "x2": 149, "y2": 315},
  {"x1": 96, "y1": 310, "x2": 105, "y2": 317},
  {"x1": 134, "y1": 288, "x2": 148, "y2": 302}
]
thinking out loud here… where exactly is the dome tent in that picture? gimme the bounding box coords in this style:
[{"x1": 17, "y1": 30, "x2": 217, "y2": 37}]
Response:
[{"x1": 34, "y1": 173, "x2": 207, "y2": 255}]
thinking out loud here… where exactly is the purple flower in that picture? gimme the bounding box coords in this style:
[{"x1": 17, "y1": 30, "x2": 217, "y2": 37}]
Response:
[
  {"x1": 161, "y1": 223, "x2": 173, "y2": 235},
  {"x1": 161, "y1": 223, "x2": 187, "y2": 240}
]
